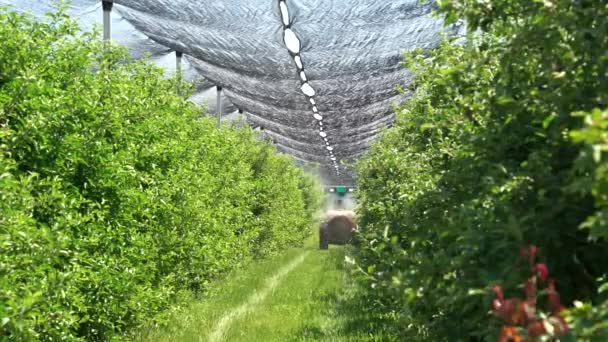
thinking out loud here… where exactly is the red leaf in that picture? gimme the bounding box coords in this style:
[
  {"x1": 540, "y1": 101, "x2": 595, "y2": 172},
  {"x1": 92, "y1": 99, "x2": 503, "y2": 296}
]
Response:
[
  {"x1": 497, "y1": 299, "x2": 527, "y2": 325},
  {"x1": 527, "y1": 320, "x2": 546, "y2": 337},
  {"x1": 524, "y1": 277, "x2": 536, "y2": 305},
  {"x1": 493, "y1": 285, "x2": 504, "y2": 301},
  {"x1": 534, "y1": 263, "x2": 549, "y2": 282},
  {"x1": 548, "y1": 280, "x2": 564, "y2": 314}
]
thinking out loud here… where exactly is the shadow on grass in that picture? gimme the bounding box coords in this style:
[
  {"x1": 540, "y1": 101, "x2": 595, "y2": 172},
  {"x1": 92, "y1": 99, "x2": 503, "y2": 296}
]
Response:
[{"x1": 292, "y1": 246, "x2": 399, "y2": 342}]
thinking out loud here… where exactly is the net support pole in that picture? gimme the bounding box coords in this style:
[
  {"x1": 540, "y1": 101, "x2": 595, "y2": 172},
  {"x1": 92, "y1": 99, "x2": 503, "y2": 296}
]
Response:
[
  {"x1": 175, "y1": 51, "x2": 183, "y2": 80},
  {"x1": 216, "y1": 86, "x2": 223, "y2": 128},
  {"x1": 175, "y1": 51, "x2": 183, "y2": 95},
  {"x1": 102, "y1": 1, "x2": 113, "y2": 41},
  {"x1": 238, "y1": 108, "x2": 244, "y2": 127}
]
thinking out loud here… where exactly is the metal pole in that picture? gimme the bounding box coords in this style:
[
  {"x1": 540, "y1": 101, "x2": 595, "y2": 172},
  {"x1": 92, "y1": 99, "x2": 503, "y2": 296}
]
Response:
[
  {"x1": 216, "y1": 86, "x2": 223, "y2": 128},
  {"x1": 238, "y1": 108, "x2": 244, "y2": 128},
  {"x1": 102, "y1": 1, "x2": 113, "y2": 41},
  {"x1": 175, "y1": 51, "x2": 183, "y2": 80},
  {"x1": 175, "y1": 51, "x2": 183, "y2": 95}
]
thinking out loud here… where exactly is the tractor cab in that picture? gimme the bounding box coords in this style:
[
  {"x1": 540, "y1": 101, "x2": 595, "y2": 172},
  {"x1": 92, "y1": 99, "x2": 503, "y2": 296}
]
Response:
[{"x1": 326, "y1": 186, "x2": 353, "y2": 209}]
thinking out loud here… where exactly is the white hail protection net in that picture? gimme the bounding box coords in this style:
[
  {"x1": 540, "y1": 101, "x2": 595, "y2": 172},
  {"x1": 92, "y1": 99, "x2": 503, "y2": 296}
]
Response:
[{"x1": 0, "y1": 0, "x2": 461, "y2": 185}]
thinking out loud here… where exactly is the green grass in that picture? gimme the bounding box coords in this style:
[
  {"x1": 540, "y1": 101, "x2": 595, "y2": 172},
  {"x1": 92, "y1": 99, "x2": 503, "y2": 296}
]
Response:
[{"x1": 132, "y1": 237, "x2": 395, "y2": 341}]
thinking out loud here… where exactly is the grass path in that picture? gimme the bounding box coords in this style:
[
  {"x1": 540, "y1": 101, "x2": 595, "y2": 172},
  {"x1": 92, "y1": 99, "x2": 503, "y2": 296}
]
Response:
[
  {"x1": 134, "y1": 238, "x2": 392, "y2": 341},
  {"x1": 207, "y1": 250, "x2": 311, "y2": 342}
]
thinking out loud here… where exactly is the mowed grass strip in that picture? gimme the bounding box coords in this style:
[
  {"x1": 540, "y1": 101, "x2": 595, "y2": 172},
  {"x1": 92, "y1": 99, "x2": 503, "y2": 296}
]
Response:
[
  {"x1": 134, "y1": 238, "x2": 393, "y2": 341},
  {"x1": 219, "y1": 245, "x2": 343, "y2": 341},
  {"x1": 207, "y1": 250, "x2": 311, "y2": 342},
  {"x1": 132, "y1": 243, "x2": 309, "y2": 342},
  {"x1": 223, "y1": 245, "x2": 395, "y2": 342}
]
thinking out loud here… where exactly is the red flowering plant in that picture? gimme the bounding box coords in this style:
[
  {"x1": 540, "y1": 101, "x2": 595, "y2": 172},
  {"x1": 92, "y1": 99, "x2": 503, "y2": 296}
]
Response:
[{"x1": 491, "y1": 245, "x2": 568, "y2": 341}]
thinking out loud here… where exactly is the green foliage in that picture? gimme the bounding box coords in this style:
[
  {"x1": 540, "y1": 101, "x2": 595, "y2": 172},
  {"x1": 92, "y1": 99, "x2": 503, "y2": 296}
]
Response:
[
  {"x1": 564, "y1": 290, "x2": 608, "y2": 341},
  {"x1": 355, "y1": 0, "x2": 608, "y2": 340},
  {"x1": 0, "y1": 7, "x2": 321, "y2": 340},
  {"x1": 571, "y1": 109, "x2": 608, "y2": 242}
]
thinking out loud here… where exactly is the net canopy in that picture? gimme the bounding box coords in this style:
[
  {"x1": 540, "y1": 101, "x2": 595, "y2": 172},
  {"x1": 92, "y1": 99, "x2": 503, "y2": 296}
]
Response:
[{"x1": 0, "y1": 0, "x2": 461, "y2": 185}]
